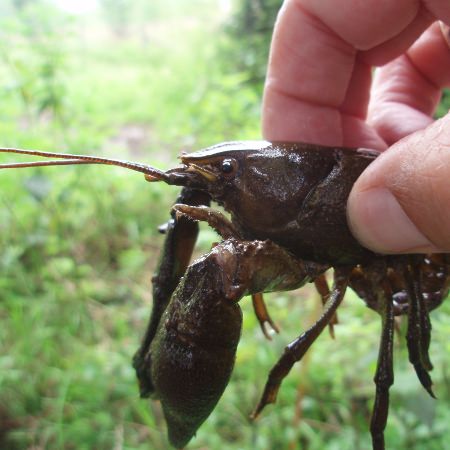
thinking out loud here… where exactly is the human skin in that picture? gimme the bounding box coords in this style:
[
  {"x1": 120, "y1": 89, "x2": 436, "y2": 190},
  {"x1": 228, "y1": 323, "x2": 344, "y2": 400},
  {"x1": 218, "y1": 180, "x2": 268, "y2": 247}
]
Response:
[{"x1": 262, "y1": 0, "x2": 450, "y2": 254}]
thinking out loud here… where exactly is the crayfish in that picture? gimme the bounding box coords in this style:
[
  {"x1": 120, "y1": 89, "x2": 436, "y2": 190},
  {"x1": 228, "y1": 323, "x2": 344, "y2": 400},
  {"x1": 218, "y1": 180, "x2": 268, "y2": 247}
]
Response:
[{"x1": 0, "y1": 141, "x2": 448, "y2": 450}]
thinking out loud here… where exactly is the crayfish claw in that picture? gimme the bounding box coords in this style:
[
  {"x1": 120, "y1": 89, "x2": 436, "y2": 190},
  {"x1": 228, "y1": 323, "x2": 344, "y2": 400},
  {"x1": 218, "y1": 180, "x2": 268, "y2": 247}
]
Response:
[
  {"x1": 157, "y1": 220, "x2": 172, "y2": 234},
  {"x1": 251, "y1": 293, "x2": 279, "y2": 340}
]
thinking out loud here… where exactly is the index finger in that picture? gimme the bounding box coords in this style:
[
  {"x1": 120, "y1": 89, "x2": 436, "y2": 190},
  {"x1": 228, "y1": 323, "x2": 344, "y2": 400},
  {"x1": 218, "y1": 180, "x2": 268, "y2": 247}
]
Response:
[{"x1": 262, "y1": 0, "x2": 440, "y2": 147}]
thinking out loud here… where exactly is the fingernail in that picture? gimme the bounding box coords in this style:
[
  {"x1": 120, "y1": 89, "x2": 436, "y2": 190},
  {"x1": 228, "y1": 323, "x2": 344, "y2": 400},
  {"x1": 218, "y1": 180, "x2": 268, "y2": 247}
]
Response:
[{"x1": 348, "y1": 187, "x2": 434, "y2": 254}]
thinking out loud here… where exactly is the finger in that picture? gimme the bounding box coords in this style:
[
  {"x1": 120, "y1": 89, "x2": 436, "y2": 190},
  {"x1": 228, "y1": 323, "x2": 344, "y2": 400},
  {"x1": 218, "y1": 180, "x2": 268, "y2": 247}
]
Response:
[
  {"x1": 262, "y1": 0, "x2": 427, "y2": 146},
  {"x1": 360, "y1": 5, "x2": 433, "y2": 66},
  {"x1": 368, "y1": 22, "x2": 450, "y2": 146},
  {"x1": 339, "y1": 60, "x2": 387, "y2": 149},
  {"x1": 347, "y1": 114, "x2": 450, "y2": 253},
  {"x1": 262, "y1": 2, "x2": 355, "y2": 145},
  {"x1": 301, "y1": 0, "x2": 419, "y2": 49},
  {"x1": 425, "y1": 0, "x2": 450, "y2": 23}
]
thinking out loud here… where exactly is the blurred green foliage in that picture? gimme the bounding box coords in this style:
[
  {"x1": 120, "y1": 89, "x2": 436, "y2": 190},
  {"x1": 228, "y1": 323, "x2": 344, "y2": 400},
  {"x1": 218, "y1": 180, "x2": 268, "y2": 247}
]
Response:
[
  {"x1": 0, "y1": 1, "x2": 449, "y2": 450},
  {"x1": 221, "y1": 0, "x2": 283, "y2": 89},
  {"x1": 0, "y1": 0, "x2": 70, "y2": 123}
]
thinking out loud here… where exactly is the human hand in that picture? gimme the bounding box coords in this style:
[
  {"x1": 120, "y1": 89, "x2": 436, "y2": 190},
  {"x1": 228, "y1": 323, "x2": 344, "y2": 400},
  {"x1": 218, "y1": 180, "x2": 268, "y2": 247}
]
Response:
[{"x1": 262, "y1": 0, "x2": 450, "y2": 254}]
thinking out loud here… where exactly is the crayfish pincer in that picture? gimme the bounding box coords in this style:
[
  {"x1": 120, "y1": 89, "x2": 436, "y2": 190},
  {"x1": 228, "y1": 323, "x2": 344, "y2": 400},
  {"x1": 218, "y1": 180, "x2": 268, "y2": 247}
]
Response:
[{"x1": 0, "y1": 141, "x2": 448, "y2": 450}]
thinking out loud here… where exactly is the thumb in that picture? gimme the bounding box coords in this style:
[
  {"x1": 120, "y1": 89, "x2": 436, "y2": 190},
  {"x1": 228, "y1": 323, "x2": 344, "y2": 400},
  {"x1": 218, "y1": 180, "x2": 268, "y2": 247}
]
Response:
[{"x1": 347, "y1": 113, "x2": 450, "y2": 254}]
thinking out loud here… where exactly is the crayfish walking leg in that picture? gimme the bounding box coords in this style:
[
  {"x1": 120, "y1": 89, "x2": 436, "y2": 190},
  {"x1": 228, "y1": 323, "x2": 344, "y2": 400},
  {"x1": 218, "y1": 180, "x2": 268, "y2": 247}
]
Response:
[
  {"x1": 314, "y1": 273, "x2": 338, "y2": 338},
  {"x1": 403, "y1": 256, "x2": 435, "y2": 397},
  {"x1": 370, "y1": 275, "x2": 394, "y2": 450},
  {"x1": 251, "y1": 267, "x2": 351, "y2": 419}
]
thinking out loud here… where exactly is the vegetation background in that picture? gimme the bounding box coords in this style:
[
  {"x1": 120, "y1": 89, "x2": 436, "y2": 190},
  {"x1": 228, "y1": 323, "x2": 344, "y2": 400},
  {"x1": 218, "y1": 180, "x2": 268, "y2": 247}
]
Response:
[{"x1": 0, "y1": 1, "x2": 448, "y2": 449}]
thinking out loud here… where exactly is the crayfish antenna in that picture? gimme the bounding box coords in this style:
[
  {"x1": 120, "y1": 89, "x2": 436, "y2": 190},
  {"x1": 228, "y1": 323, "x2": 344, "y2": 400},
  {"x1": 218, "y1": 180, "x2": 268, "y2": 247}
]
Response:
[
  {"x1": 0, "y1": 147, "x2": 167, "y2": 180},
  {"x1": 0, "y1": 160, "x2": 95, "y2": 169}
]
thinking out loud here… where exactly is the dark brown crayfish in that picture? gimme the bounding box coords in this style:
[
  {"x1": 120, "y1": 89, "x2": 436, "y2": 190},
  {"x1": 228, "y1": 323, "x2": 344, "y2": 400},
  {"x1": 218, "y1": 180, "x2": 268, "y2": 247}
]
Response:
[{"x1": 0, "y1": 141, "x2": 448, "y2": 450}]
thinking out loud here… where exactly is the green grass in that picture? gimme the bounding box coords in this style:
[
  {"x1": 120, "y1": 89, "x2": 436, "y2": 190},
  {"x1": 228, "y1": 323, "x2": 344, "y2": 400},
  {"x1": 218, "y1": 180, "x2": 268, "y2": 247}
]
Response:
[{"x1": 0, "y1": 4, "x2": 449, "y2": 450}]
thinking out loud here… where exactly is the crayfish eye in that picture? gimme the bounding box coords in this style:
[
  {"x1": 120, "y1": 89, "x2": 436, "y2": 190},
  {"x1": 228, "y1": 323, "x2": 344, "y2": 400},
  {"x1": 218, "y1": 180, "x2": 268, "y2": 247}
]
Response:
[{"x1": 220, "y1": 158, "x2": 237, "y2": 176}]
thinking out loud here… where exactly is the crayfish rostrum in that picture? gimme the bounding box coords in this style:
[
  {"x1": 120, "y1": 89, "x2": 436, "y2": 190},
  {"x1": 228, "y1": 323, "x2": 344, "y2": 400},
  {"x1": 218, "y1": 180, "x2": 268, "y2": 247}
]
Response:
[{"x1": 0, "y1": 141, "x2": 448, "y2": 450}]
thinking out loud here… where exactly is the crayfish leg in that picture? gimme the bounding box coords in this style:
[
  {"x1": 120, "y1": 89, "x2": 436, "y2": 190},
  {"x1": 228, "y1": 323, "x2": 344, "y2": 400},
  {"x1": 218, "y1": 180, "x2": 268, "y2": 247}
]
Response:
[
  {"x1": 370, "y1": 278, "x2": 394, "y2": 450},
  {"x1": 314, "y1": 273, "x2": 338, "y2": 338},
  {"x1": 250, "y1": 267, "x2": 350, "y2": 419},
  {"x1": 402, "y1": 257, "x2": 435, "y2": 398},
  {"x1": 420, "y1": 253, "x2": 450, "y2": 312},
  {"x1": 252, "y1": 293, "x2": 280, "y2": 340},
  {"x1": 172, "y1": 203, "x2": 241, "y2": 239}
]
